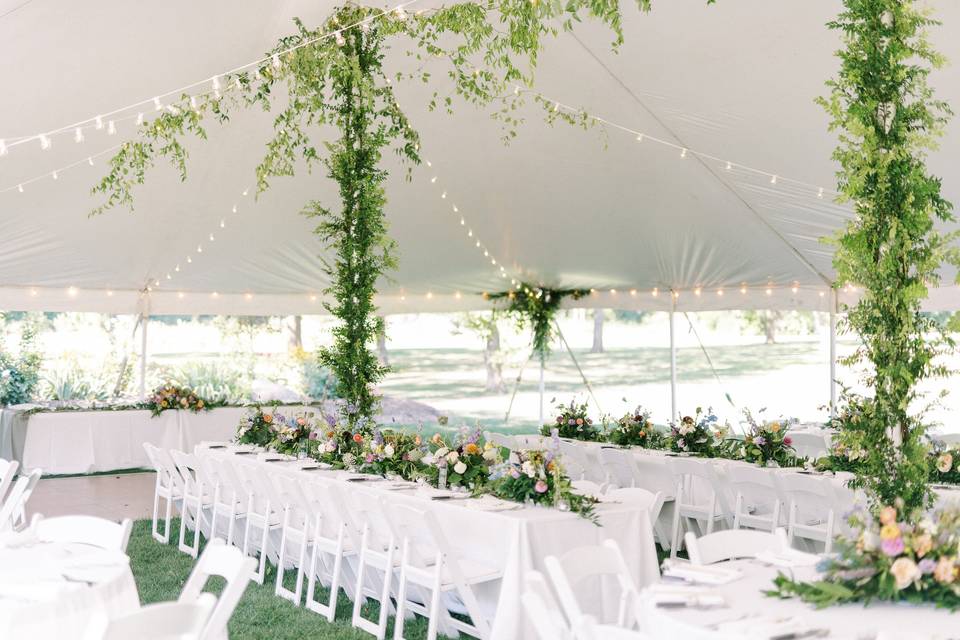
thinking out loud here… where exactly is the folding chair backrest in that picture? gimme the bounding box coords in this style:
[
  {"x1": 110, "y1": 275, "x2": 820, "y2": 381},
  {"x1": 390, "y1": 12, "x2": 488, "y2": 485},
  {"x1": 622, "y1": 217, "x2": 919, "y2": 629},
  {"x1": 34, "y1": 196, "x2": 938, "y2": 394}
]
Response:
[
  {"x1": 102, "y1": 592, "x2": 217, "y2": 640},
  {"x1": 571, "y1": 480, "x2": 606, "y2": 499},
  {"x1": 170, "y1": 450, "x2": 208, "y2": 493},
  {"x1": 666, "y1": 458, "x2": 724, "y2": 510},
  {"x1": 544, "y1": 539, "x2": 638, "y2": 626},
  {"x1": 598, "y1": 448, "x2": 638, "y2": 488},
  {"x1": 0, "y1": 458, "x2": 19, "y2": 505},
  {"x1": 178, "y1": 538, "x2": 256, "y2": 638},
  {"x1": 390, "y1": 502, "x2": 445, "y2": 570},
  {"x1": 33, "y1": 514, "x2": 133, "y2": 551},
  {"x1": 522, "y1": 590, "x2": 575, "y2": 640},
  {"x1": 725, "y1": 466, "x2": 779, "y2": 510},
  {"x1": 351, "y1": 489, "x2": 397, "y2": 553},
  {"x1": 271, "y1": 470, "x2": 313, "y2": 521},
  {"x1": 632, "y1": 456, "x2": 675, "y2": 497},
  {"x1": 155, "y1": 448, "x2": 187, "y2": 494},
  {"x1": 558, "y1": 441, "x2": 591, "y2": 481},
  {"x1": 775, "y1": 473, "x2": 835, "y2": 521},
  {"x1": 316, "y1": 480, "x2": 365, "y2": 549},
  {"x1": 684, "y1": 528, "x2": 787, "y2": 565},
  {"x1": 788, "y1": 432, "x2": 829, "y2": 460},
  {"x1": 0, "y1": 476, "x2": 32, "y2": 532}
]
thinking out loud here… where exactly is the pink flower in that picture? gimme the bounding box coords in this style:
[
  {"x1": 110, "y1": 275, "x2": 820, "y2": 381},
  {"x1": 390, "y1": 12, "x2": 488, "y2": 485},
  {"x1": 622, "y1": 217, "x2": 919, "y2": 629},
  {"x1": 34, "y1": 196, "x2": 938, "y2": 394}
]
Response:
[
  {"x1": 881, "y1": 536, "x2": 905, "y2": 557},
  {"x1": 783, "y1": 436, "x2": 793, "y2": 446},
  {"x1": 534, "y1": 480, "x2": 548, "y2": 494}
]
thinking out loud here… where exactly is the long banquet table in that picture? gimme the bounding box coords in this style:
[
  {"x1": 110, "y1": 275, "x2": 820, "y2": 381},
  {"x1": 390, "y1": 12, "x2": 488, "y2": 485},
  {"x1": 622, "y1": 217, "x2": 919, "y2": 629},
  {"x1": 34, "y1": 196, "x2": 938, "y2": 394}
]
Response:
[
  {"x1": 198, "y1": 444, "x2": 661, "y2": 639},
  {"x1": 0, "y1": 405, "x2": 314, "y2": 475}
]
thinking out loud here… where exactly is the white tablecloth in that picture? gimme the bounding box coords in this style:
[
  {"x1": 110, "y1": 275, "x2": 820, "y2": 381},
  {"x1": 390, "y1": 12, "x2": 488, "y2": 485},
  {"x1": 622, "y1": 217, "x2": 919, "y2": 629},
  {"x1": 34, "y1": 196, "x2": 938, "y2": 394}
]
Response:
[
  {"x1": 643, "y1": 559, "x2": 958, "y2": 639},
  {"x1": 201, "y1": 448, "x2": 661, "y2": 639},
  {"x1": 0, "y1": 405, "x2": 314, "y2": 475},
  {"x1": 0, "y1": 539, "x2": 139, "y2": 639}
]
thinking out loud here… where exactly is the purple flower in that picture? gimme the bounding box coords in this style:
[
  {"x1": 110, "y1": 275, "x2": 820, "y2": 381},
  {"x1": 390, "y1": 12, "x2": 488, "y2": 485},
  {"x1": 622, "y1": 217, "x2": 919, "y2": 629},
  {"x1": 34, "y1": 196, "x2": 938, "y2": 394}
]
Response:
[
  {"x1": 365, "y1": 453, "x2": 374, "y2": 463},
  {"x1": 325, "y1": 414, "x2": 336, "y2": 427},
  {"x1": 510, "y1": 467, "x2": 521, "y2": 479},
  {"x1": 918, "y1": 558, "x2": 937, "y2": 575},
  {"x1": 568, "y1": 418, "x2": 576, "y2": 426},
  {"x1": 556, "y1": 416, "x2": 563, "y2": 424},
  {"x1": 755, "y1": 436, "x2": 767, "y2": 446},
  {"x1": 308, "y1": 431, "x2": 318, "y2": 440},
  {"x1": 346, "y1": 403, "x2": 358, "y2": 415},
  {"x1": 881, "y1": 537, "x2": 905, "y2": 557}
]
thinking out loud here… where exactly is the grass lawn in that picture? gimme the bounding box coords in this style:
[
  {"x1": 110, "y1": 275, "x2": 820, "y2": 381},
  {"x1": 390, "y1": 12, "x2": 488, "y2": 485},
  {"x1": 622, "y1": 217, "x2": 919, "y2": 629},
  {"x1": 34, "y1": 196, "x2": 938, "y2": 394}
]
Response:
[{"x1": 127, "y1": 519, "x2": 451, "y2": 639}]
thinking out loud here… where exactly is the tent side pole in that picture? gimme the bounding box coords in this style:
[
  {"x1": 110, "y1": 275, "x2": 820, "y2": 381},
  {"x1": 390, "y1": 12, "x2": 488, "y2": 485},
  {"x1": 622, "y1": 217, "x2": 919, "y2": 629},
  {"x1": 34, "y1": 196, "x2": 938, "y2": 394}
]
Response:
[
  {"x1": 829, "y1": 290, "x2": 837, "y2": 418},
  {"x1": 139, "y1": 312, "x2": 149, "y2": 400},
  {"x1": 669, "y1": 294, "x2": 677, "y2": 421}
]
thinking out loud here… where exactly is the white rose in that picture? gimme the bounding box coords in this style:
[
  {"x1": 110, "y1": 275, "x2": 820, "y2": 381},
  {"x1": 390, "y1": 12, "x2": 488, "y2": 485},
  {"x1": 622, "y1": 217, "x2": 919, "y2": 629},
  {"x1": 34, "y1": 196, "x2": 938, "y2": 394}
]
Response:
[
  {"x1": 384, "y1": 444, "x2": 395, "y2": 458},
  {"x1": 522, "y1": 461, "x2": 536, "y2": 478},
  {"x1": 446, "y1": 451, "x2": 460, "y2": 464},
  {"x1": 342, "y1": 453, "x2": 355, "y2": 466},
  {"x1": 483, "y1": 449, "x2": 499, "y2": 462},
  {"x1": 453, "y1": 461, "x2": 467, "y2": 475},
  {"x1": 679, "y1": 423, "x2": 694, "y2": 436},
  {"x1": 435, "y1": 447, "x2": 449, "y2": 458}
]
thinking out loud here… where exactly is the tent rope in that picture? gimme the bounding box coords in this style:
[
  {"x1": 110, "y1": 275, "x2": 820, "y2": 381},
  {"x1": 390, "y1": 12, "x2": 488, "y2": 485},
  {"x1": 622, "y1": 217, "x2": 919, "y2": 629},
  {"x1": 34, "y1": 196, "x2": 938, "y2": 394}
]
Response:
[
  {"x1": 554, "y1": 321, "x2": 603, "y2": 416},
  {"x1": 503, "y1": 350, "x2": 535, "y2": 424},
  {"x1": 680, "y1": 311, "x2": 737, "y2": 411}
]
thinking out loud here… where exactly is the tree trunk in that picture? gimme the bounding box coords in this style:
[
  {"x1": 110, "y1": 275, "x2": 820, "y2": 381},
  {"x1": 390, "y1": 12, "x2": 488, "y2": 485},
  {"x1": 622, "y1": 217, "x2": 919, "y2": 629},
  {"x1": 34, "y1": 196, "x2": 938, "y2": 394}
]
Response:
[
  {"x1": 287, "y1": 315, "x2": 302, "y2": 351},
  {"x1": 377, "y1": 316, "x2": 389, "y2": 367},
  {"x1": 763, "y1": 310, "x2": 780, "y2": 344},
  {"x1": 591, "y1": 310, "x2": 605, "y2": 353},
  {"x1": 484, "y1": 323, "x2": 504, "y2": 392}
]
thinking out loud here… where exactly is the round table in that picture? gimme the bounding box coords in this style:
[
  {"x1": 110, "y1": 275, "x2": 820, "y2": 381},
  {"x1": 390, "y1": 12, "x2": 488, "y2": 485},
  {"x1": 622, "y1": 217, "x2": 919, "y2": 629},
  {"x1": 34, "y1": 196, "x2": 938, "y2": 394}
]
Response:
[
  {"x1": 0, "y1": 537, "x2": 140, "y2": 638},
  {"x1": 642, "y1": 559, "x2": 958, "y2": 640}
]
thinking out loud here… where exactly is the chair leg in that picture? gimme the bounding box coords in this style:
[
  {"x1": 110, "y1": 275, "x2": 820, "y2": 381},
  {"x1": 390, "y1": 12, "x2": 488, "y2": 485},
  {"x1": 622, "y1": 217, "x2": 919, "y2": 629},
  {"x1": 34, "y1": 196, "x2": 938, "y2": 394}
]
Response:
[
  {"x1": 151, "y1": 485, "x2": 161, "y2": 542},
  {"x1": 276, "y1": 509, "x2": 292, "y2": 600},
  {"x1": 670, "y1": 507, "x2": 682, "y2": 559},
  {"x1": 351, "y1": 530, "x2": 369, "y2": 628},
  {"x1": 375, "y1": 545, "x2": 394, "y2": 640},
  {"x1": 425, "y1": 563, "x2": 443, "y2": 640},
  {"x1": 161, "y1": 493, "x2": 173, "y2": 544},
  {"x1": 393, "y1": 541, "x2": 410, "y2": 640}
]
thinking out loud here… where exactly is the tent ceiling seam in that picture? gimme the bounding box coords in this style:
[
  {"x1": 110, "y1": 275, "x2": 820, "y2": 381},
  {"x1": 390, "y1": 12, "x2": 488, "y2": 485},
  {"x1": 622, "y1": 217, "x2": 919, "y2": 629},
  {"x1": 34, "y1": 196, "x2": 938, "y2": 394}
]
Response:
[{"x1": 569, "y1": 33, "x2": 833, "y2": 288}]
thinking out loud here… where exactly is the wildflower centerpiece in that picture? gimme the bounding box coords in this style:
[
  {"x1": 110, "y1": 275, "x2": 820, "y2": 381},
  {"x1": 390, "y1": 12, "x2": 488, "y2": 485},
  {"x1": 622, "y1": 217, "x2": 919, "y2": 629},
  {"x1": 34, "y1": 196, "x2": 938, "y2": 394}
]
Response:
[
  {"x1": 422, "y1": 428, "x2": 501, "y2": 490},
  {"x1": 667, "y1": 408, "x2": 722, "y2": 456},
  {"x1": 236, "y1": 405, "x2": 316, "y2": 455},
  {"x1": 486, "y1": 446, "x2": 598, "y2": 522},
  {"x1": 541, "y1": 399, "x2": 603, "y2": 441},
  {"x1": 608, "y1": 405, "x2": 663, "y2": 449},
  {"x1": 357, "y1": 428, "x2": 428, "y2": 479},
  {"x1": 738, "y1": 409, "x2": 799, "y2": 467},
  {"x1": 147, "y1": 383, "x2": 211, "y2": 417},
  {"x1": 930, "y1": 445, "x2": 960, "y2": 485},
  {"x1": 313, "y1": 415, "x2": 370, "y2": 470},
  {"x1": 769, "y1": 504, "x2": 960, "y2": 610}
]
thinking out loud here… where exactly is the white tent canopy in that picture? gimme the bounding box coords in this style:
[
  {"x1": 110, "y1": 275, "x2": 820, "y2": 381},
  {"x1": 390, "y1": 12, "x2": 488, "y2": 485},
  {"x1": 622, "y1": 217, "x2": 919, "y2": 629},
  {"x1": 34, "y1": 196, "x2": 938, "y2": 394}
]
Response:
[{"x1": 2, "y1": 0, "x2": 960, "y2": 315}]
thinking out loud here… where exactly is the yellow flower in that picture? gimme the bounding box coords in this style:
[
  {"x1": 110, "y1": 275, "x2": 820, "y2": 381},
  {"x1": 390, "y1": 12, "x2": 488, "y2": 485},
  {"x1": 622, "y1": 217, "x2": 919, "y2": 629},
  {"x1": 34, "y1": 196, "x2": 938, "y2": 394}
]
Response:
[
  {"x1": 770, "y1": 422, "x2": 781, "y2": 433},
  {"x1": 879, "y1": 506, "x2": 897, "y2": 526},
  {"x1": 484, "y1": 441, "x2": 493, "y2": 450},
  {"x1": 934, "y1": 557, "x2": 957, "y2": 584},
  {"x1": 880, "y1": 523, "x2": 901, "y2": 541},
  {"x1": 464, "y1": 443, "x2": 480, "y2": 455},
  {"x1": 914, "y1": 533, "x2": 933, "y2": 558}
]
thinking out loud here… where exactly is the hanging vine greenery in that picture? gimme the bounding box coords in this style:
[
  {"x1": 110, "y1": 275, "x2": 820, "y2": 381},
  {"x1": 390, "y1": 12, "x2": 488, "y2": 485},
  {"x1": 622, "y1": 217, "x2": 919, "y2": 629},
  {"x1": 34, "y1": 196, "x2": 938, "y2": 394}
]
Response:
[
  {"x1": 90, "y1": 0, "x2": 680, "y2": 427},
  {"x1": 487, "y1": 284, "x2": 589, "y2": 359},
  {"x1": 824, "y1": 0, "x2": 960, "y2": 514}
]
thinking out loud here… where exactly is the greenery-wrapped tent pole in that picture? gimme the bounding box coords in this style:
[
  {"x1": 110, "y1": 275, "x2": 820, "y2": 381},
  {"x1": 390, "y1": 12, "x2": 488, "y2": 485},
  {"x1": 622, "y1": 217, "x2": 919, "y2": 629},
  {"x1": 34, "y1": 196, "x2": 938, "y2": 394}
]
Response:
[
  {"x1": 486, "y1": 284, "x2": 589, "y2": 423},
  {"x1": 825, "y1": 0, "x2": 959, "y2": 514},
  {"x1": 90, "y1": 0, "x2": 681, "y2": 429}
]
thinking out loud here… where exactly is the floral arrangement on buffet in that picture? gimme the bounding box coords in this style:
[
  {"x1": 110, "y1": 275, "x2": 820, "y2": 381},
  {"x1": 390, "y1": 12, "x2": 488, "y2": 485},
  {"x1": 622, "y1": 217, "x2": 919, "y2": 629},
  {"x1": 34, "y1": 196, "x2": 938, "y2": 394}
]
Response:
[
  {"x1": 147, "y1": 383, "x2": 214, "y2": 417},
  {"x1": 607, "y1": 405, "x2": 664, "y2": 449},
  {"x1": 355, "y1": 429, "x2": 427, "y2": 479},
  {"x1": 736, "y1": 408, "x2": 799, "y2": 467},
  {"x1": 667, "y1": 408, "x2": 724, "y2": 456},
  {"x1": 484, "y1": 445, "x2": 598, "y2": 523},
  {"x1": 421, "y1": 428, "x2": 502, "y2": 489},
  {"x1": 541, "y1": 398, "x2": 603, "y2": 441},
  {"x1": 769, "y1": 503, "x2": 960, "y2": 610},
  {"x1": 929, "y1": 446, "x2": 960, "y2": 485},
  {"x1": 237, "y1": 406, "x2": 294, "y2": 448}
]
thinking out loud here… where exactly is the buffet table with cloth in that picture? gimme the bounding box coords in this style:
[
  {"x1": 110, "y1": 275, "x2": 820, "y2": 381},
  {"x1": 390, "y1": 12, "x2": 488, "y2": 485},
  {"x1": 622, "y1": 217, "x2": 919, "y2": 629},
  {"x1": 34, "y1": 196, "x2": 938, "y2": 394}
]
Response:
[
  {"x1": 0, "y1": 534, "x2": 140, "y2": 637},
  {"x1": 198, "y1": 445, "x2": 661, "y2": 639},
  {"x1": 0, "y1": 405, "x2": 314, "y2": 475}
]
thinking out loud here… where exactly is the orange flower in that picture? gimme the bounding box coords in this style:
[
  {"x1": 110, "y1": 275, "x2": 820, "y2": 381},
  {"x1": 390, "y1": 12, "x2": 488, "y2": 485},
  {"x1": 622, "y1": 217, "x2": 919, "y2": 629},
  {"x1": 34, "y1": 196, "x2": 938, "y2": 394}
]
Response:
[
  {"x1": 464, "y1": 443, "x2": 480, "y2": 455},
  {"x1": 326, "y1": 430, "x2": 335, "y2": 439},
  {"x1": 353, "y1": 433, "x2": 363, "y2": 443},
  {"x1": 263, "y1": 414, "x2": 273, "y2": 424}
]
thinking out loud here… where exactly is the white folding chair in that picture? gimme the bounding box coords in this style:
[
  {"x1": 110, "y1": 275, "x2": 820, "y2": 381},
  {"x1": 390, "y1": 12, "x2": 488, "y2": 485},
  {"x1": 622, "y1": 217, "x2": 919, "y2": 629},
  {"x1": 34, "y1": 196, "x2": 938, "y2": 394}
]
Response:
[
  {"x1": 684, "y1": 528, "x2": 788, "y2": 565},
  {"x1": 522, "y1": 590, "x2": 576, "y2": 640},
  {"x1": 178, "y1": 538, "x2": 256, "y2": 640},
  {"x1": 204, "y1": 456, "x2": 248, "y2": 548},
  {"x1": 544, "y1": 539, "x2": 640, "y2": 629},
  {"x1": 774, "y1": 473, "x2": 837, "y2": 553},
  {"x1": 390, "y1": 503, "x2": 502, "y2": 640},
  {"x1": 724, "y1": 465, "x2": 782, "y2": 532},
  {"x1": 632, "y1": 455, "x2": 676, "y2": 549},
  {"x1": 272, "y1": 469, "x2": 316, "y2": 605},
  {"x1": 31, "y1": 514, "x2": 132, "y2": 551},
  {"x1": 599, "y1": 447, "x2": 643, "y2": 489},
  {"x1": 235, "y1": 460, "x2": 284, "y2": 585},
  {"x1": 0, "y1": 475, "x2": 32, "y2": 532},
  {"x1": 101, "y1": 593, "x2": 217, "y2": 640},
  {"x1": 350, "y1": 490, "x2": 399, "y2": 640},
  {"x1": 170, "y1": 450, "x2": 215, "y2": 558},
  {"x1": 12, "y1": 469, "x2": 41, "y2": 530},
  {"x1": 787, "y1": 432, "x2": 829, "y2": 461},
  {"x1": 304, "y1": 480, "x2": 362, "y2": 622},
  {"x1": 666, "y1": 458, "x2": 730, "y2": 558},
  {"x1": 571, "y1": 480, "x2": 607, "y2": 499},
  {"x1": 523, "y1": 570, "x2": 571, "y2": 637},
  {"x1": 0, "y1": 458, "x2": 19, "y2": 504},
  {"x1": 143, "y1": 443, "x2": 185, "y2": 544},
  {"x1": 559, "y1": 441, "x2": 600, "y2": 482}
]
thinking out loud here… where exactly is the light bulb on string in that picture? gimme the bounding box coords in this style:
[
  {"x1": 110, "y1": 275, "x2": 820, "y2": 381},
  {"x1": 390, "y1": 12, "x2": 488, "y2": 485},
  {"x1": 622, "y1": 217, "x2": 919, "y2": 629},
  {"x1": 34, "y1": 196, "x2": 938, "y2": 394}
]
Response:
[
  {"x1": 636, "y1": 134, "x2": 644, "y2": 143},
  {"x1": 74, "y1": 128, "x2": 84, "y2": 143},
  {"x1": 271, "y1": 54, "x2": 281, "y2": 69},
  {"x1": 95, "y1": 116, "x2": 104, "y2": 130},
  {"x1": 770, "y1": 175, "x2": 778, "y2": 185},
  {"x1": 52, "y1": 170, "x2": 58, "y2": 180},
  {"x1": 107, "y1": 120, "x2": 116, "y2": 135},
  {"x1": 212, "y1": 76, "x2": 221, "y2": 98},
  {"x1": 725, "y1": 161, "x2": 732, "y2": 171},
  {"x1": 136, "y1": 113, "x2": 144, "y2": 126},
  {"x1": 430, "y1": 176, "x2": 437, "y2": 183},
  {"x1": 187, "y1": 256, "x2": 192, "y2": 264},
  {"x1": 680, "y1": 148, "x2": 687, "y2": 159},
  {"x1": 459, "y1": 218, "x2": 465, "y2": 226},
  {"x1": 0, "y1": 139, "x2": 6, "y2": 156},
  {"x1": 441, "y1": 191, "x2": 446, "y2": 199},
  {"x1": 452, "y1": 205, "x2": 458, "y2": 213},
  {"x1": 175, "y1": 265, "x2": 180, "y2": 272},
  {"x1": 39, "y1": 134, "x2": 51, "y2": 150},
  {"x1": 153, "y1": 96, "x2": 162, "y2": 111},
  {"x1": 242, "y1": 189, "x2": 248, "y2": 197},
  {"x1": 220, "y1": 219, "x2": 225, "y2": 228},
  {"x1": 190, "y1": 96, "x2": 198, "y2": 111},
  {"x1": 17, "y1": 184, "x2": 23, "y2": 193},
  {"x1": 209, "y1": 233, "x2": 215, "y2": 242},
  {"x1": 817, "y1": 188, "x2": 824, "y2": 198},
  {"x1": 197, "y1": 245, "x2": 203, "y2": 253},
  {"x1": 87, "y1": 157, "x2": 94, "y2": 166},
  {"x1": 467, "y1": 230, "x2": 472, "y2": 237}
]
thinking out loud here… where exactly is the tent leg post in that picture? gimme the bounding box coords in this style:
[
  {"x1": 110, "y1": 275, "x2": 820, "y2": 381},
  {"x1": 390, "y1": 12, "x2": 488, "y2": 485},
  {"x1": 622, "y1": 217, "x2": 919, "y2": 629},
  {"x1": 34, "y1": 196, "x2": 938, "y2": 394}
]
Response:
[
  {"x1": 669, "y1": 295, "x2": 678, "y2": 421},
  {"x1": 829, "y1": 291, "x2": 837, "y2": 418},
  {"x1": 538, "y1": 353, "x2": 545, "y2": 426},
  {"x1": 139, "y1": 312, "x2": 149, "y2": 400}
]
